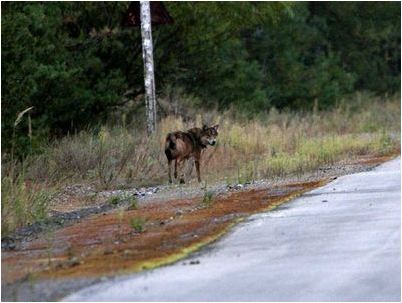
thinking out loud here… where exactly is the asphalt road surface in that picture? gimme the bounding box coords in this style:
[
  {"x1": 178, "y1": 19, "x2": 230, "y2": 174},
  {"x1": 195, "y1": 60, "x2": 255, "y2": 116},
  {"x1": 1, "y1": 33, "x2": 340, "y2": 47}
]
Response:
[{"x1": 65, "y1": 157, "x2": 401, "y2": 302}]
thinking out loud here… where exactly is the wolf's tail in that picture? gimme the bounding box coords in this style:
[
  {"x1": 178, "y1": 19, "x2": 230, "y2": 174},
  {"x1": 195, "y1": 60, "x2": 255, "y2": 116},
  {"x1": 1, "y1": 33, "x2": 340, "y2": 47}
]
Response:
[
  {"x1": 165, "y1": 133, "x2": 177, "y2": 160},
  {"x1": 165, "y1": 133, "x2": 177, "y2": 149},
  {"x1": 165, "y1": 133, "x2": 177, "y2": 150}
]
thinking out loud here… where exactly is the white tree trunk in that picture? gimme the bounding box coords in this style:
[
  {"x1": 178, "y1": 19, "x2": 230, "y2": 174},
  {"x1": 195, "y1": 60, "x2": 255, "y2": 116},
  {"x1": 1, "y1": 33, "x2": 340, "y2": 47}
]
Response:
[{"x1": 140, "y1": 1, "x2": 157, "y2": 134}]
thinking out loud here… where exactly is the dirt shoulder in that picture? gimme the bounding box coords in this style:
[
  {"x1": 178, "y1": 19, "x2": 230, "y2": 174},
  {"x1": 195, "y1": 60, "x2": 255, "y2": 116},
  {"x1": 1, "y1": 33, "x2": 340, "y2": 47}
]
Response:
[{"x1": 1, "y1": 153, "x2": 398, "y2": 301}]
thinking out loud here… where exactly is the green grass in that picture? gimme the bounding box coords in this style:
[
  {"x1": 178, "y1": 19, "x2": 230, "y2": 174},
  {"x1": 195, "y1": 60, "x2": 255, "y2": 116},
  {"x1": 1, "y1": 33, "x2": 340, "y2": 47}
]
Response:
[
  {"x1": 201, "y1": 190, "x2": 214, "y2": 208},
  {"x1": 129, "y1": 196, "x2": 139, "y2": 210},
  {"x1": 130, "y1": 217, "x2": 146, "y2": 233},
  {"x1": 108, "y1": 196, "x2": 122, "y2": 206},
  {"x1": 1, "y1": 173, "x2": 53, "y2": 235}
]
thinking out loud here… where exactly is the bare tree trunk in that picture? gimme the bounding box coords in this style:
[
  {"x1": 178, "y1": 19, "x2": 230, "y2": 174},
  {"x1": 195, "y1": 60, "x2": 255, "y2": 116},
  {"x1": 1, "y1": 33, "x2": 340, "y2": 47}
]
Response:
[{"x1": 140, "y1": 1, "x2": 157, "y2": 134}]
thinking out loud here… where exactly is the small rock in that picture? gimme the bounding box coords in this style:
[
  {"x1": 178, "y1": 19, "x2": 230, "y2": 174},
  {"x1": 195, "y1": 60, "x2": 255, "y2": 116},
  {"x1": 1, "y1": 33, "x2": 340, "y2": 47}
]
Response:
[
  {"x1": 2, "y1": 242, "x2": 16, "y2": 251},
  {"x1": 1, "y1": 236, "x2": 16, "y2": 251},
  {"x1": 104, "y1": 249, "x2": 114, "y2": 255},
  {"x1": 322, "y1": 200, "x2": 328, "y2": 203},
  {"x1": 189, "y1": 260, "x2": 200, "y2": 265},
  {"x1": 68, "y1": 257, "x2": 81, "y2": 267},
  {"x1": 175, "y1": 210, "x2": 184, "y2": 216},
  {"x1": 123, "y1": 249, "x2": 132, "y2": 257},
  {"x1": 234, "y1": 184, "x2": 244, "y2": 190}
]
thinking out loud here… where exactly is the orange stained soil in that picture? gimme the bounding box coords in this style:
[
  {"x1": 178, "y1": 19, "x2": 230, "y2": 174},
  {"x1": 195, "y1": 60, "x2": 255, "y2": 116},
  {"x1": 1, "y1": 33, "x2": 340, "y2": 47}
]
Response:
[
  {"x1": 2, "y1": 179, "x2": 327, "y2": 284},
  {"x1": 346, "y1": 153, "x2": 399, "y2": 166}
]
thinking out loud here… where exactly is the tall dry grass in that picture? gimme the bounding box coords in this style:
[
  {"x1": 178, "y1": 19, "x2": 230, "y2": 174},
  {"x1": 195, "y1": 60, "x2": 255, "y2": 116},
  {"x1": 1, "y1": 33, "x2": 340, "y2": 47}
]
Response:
[{"x1": 2, "y1": 93, "x2": 400, "y2": 234}]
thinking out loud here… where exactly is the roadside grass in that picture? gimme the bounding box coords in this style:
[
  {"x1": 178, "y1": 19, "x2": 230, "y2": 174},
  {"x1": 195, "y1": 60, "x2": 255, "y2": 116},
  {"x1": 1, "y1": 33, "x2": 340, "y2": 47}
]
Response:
[
  {"x1": 108, "y1": 196, "x2": 123, "y2": 206},
  {"x1": 130, "y1": 217, "x2": 146, "y2": 233},
  {"x1": 1, "y1": 173, "x2": 53, "y2": 235},
  {"x1": 201, "y1": 190, "x2": 215, "y2": 208},
  {"x1": 1, "y1": 94, "x2": 400, "y2": 235},
  {"x1": 128, "y1": 196, "x2": 139, "y2": 210}
]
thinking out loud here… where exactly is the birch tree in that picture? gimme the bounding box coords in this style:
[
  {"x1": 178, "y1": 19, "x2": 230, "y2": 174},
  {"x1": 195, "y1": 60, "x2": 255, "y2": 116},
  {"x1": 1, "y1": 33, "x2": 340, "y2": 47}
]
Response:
[{"x1": 140, "y1": 1, "x2": 157, "y2": 134}]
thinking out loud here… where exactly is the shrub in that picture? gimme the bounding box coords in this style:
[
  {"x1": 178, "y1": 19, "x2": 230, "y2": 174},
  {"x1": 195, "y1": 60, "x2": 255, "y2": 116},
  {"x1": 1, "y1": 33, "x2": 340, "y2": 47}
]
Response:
[
  {"x1": 130, "y1": 217, "x2": 146, "y2": 233},
  {"x1": 1, "y1": 173, "x2": 53, "y2": 236}
]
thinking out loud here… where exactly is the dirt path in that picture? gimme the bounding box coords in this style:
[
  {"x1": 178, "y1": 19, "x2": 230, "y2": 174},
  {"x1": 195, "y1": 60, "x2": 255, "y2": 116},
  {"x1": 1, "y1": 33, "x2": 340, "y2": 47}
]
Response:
[{"x1": 1, "y1": 153, "x2": 398, "y2": 301}]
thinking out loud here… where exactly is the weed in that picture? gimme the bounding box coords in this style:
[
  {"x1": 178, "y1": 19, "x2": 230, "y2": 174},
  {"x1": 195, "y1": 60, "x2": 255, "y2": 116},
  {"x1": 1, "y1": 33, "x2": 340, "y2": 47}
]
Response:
[
  {"x1": 130, "y1": 217, "x2": 146, "y2": 233},
  {"x1": 1, "y1": 172, "x2": 53, "y2": 236},
  {"x1": 201, "y1": 190, "x2": 214, "y2": 208},
  {"x1": 27, "y1": 272, "x2": 36, "y2": 288},
  {"x1": 236, "y1": 166, "x2": 242, "y2": 184},
  {"x1": 45, "y1": 228, "x2": 55, "y2": 266},
  {"x1": 108, "y1": 196, "x2": 122, "y2": 206},
  {"x1": 10, "y1": 107, "x2": 34, "y2": 180},
  {"x1": 128, "y1": 196, "x2": 139, "y2": 210},
  {"x1": 116, "y1": 208, "x2": 125, "y2": 241}
]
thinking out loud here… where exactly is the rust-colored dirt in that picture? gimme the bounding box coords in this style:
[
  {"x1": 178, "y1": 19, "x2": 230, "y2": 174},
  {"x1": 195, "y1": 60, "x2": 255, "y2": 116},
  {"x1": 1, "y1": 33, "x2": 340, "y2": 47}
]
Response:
[
  {"x1": 2, "y1": 179, "x2": 327, "y2": 284},
  {"x1": 346, "y1": 153, "x2": 399, "y2": 166}
]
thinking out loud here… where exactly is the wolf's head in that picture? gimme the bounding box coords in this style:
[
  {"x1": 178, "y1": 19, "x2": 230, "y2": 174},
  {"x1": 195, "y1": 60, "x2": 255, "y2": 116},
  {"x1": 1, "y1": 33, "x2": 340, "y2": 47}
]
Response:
[{"x1": 200, "y1": 124, "x2": 219, "y2": 147}]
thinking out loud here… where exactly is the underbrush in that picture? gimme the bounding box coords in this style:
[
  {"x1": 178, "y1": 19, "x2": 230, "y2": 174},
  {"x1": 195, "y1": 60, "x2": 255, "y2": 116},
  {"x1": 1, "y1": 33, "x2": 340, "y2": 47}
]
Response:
[
  {"x1": 1, "y1": 173, "x2": 54, "y2": 235},
  {"x1": 2, "y1": 93, "x2": 400, "y2": 234}
]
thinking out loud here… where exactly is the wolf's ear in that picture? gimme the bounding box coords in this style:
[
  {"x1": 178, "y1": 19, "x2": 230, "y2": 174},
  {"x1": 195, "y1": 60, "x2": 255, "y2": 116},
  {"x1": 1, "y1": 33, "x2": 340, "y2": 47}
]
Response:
[
  {"x1": 202, "y1": 124, "x2": 208, "y2": 131},
  {"x1": 213, "y1": 124, "x2": 219, "y2": 131}
]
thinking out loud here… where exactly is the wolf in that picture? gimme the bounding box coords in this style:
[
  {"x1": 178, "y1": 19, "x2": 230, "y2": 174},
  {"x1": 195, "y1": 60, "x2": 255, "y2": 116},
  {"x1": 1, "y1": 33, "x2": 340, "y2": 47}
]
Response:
[{"x1": 164, "y1": 124, "x2": 219, "y2": 183}]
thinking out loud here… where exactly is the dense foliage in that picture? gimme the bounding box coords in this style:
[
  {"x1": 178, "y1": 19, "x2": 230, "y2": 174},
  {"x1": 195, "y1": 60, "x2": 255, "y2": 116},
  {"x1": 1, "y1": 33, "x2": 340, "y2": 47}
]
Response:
[{"x1": 2, "y1": 2, "x2": 400, "y2": 155}]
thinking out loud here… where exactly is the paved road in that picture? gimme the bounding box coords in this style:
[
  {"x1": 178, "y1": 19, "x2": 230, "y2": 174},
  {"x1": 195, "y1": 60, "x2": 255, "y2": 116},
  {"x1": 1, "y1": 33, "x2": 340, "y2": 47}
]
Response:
[{"x1": 65, "y1": 158, "x2": 401, "y2": 302}]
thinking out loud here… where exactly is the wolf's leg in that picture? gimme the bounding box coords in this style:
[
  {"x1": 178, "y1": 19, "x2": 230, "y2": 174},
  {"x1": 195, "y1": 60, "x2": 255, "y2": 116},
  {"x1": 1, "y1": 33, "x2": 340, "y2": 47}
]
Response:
[
  {"x1": 168, "y1": 159, "x2": 173, "y2": 183},
  {"x1": 175, "y1": 159, "x2": 186, "y2": 184},
  {"x1": 179, "y1": 160, "x2": 186, "y2": 184},
  {"x1": 195, "y1": 160, "x2": 201, "y2": 182},
  {"x1": 174, "y1": 159, "x2": 178, "y2": 179}
]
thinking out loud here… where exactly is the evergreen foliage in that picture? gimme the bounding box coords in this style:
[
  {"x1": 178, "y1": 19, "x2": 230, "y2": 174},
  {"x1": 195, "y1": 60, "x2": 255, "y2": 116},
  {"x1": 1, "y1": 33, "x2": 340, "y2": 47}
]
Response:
[{"x1": 2, "y1": 2, "x2": 400, "y2": 155}]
